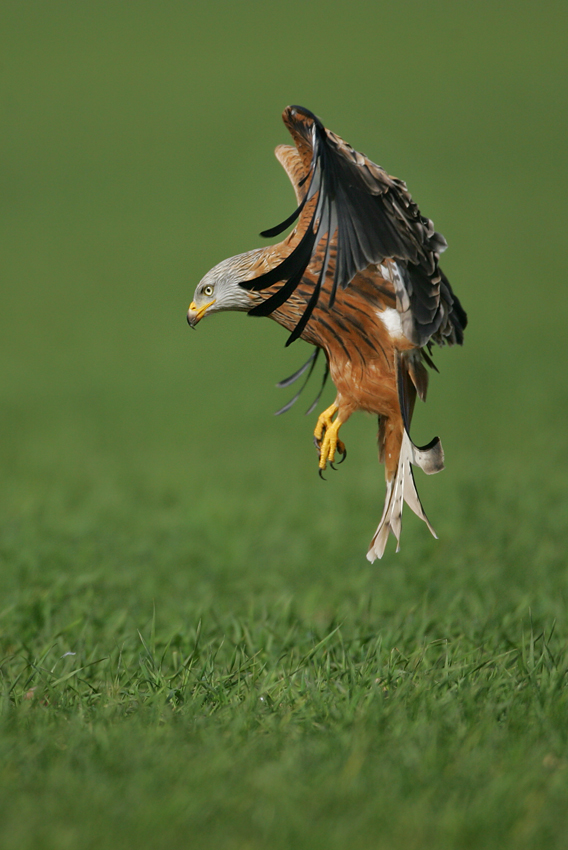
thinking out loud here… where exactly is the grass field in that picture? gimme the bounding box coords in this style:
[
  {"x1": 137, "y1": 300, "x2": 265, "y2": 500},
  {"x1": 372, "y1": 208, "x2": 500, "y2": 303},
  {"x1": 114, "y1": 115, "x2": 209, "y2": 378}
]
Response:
[{"x1": 2, "y1": 2, "x2": 568, "y2": 847}]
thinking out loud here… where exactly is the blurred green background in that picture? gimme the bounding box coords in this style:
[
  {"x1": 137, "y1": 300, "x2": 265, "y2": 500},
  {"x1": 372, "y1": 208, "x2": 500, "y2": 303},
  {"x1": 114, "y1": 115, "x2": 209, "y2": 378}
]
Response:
[
  {"x1": 1, "y1": 2, "x2": 568, "y2": 848},
  {"x1": 2, "y1": 0, "x2": 567, "y2": 541}
]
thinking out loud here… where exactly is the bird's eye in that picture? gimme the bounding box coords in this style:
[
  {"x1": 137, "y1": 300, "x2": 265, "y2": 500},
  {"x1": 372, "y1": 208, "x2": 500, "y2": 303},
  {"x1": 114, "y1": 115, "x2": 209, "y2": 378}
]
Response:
[{"x1": 203, "y1": 285, "x2": 214, "y2": 297}]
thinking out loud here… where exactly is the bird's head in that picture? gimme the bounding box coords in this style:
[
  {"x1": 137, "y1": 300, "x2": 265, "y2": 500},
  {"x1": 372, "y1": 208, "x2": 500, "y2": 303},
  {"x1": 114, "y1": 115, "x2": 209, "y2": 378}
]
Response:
[{"x1": 187, "y1": 252, "x2": 261, "y2": 327}]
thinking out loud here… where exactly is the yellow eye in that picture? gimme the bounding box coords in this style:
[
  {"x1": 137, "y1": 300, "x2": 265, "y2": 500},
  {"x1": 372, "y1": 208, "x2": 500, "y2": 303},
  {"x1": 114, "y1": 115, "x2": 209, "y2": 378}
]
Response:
[{"x1": 203, "y1": 285, "x2": 214, "y2": 297}]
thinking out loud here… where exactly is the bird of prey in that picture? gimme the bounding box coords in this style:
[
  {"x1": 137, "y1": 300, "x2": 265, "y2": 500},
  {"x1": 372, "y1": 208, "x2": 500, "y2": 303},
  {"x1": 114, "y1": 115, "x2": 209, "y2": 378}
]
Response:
[{"x1": 187, "y1": 106, "x2": 466, "y2": 561}]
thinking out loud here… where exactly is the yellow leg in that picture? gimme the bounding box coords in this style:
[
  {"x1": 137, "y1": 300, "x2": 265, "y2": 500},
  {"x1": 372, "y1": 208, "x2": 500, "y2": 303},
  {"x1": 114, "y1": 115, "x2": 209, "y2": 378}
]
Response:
[
  {"x1": 314, "y1": 401, "x2": 346, "y2": 471},
  {"x1": 314, "y1": 401, "x2": 338, "y2": 444}
]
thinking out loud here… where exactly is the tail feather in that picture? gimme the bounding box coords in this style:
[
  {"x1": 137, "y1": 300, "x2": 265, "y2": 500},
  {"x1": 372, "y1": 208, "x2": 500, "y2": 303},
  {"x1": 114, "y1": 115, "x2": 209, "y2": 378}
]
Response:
[{"x1": 366, "y1": 431, "x2": 444, "y2": 563}]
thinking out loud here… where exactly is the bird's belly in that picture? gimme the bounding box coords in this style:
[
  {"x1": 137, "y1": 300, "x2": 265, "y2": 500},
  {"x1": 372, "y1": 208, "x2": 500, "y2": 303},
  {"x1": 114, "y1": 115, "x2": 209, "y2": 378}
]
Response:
[{"x1": 330, "y1": 356, "x2": 399, "y2": 417}]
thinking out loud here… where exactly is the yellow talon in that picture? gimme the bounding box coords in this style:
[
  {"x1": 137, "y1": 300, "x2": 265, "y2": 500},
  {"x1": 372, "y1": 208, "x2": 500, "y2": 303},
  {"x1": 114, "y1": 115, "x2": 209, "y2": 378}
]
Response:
[
  {"x1": 314, "y1": 401, "x2": 339, "y2": 444},
  {"x1": 314, "y1": 401, "x2": 346, "y2": 470},
  {"x1": 318, "y1": 420, "x2": 345, "y2": 469}
]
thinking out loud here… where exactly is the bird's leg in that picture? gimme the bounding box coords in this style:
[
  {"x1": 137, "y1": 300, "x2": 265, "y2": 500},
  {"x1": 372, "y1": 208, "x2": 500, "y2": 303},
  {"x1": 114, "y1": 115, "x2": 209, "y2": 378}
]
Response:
[
  {"x1": 314, "y1": 401, "x2": 338, "y2": 444},
  {"x1": 314, "y1": 401, "x2": 347, "y2": 472}
]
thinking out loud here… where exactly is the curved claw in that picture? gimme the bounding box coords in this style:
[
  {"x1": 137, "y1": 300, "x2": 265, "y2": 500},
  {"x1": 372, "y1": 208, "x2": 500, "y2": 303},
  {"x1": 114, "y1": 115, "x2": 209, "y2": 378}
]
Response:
[
  {"x1": 318, "y1": 468, "x2": 327, "y2": 480},
  {"x1": 337, "y1": 445, "x2": 347, "y2": 464}
]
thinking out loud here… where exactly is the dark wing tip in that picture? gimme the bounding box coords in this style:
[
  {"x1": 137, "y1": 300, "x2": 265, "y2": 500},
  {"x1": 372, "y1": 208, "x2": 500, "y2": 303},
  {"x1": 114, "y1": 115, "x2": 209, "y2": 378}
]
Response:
[
  {"x1": 285, "y1": 105, "x2": 319, "y2": 122},
  {"x1": 282, "y1": 105, "x2": 325, "y2": 140}
]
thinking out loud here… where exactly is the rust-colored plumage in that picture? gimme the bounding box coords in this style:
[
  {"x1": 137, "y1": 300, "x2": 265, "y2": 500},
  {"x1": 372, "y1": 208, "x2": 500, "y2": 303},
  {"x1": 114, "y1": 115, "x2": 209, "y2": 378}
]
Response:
[{"x1": 188, "y1": 106, "x2": 466, "y2": 560}]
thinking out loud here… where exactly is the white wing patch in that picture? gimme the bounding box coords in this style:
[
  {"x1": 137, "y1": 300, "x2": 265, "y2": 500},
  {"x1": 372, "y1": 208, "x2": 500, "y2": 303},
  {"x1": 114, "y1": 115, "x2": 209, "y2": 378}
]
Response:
[{"x1": 377, "y1": 307, "x2": 404, "y2": 339}]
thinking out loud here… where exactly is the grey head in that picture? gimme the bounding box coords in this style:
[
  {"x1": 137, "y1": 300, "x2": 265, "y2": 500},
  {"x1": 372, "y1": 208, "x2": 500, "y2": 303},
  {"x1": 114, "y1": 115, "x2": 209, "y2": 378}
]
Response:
[{"x1": 187, "y1": 250, "x2": 263, "y2": 327}]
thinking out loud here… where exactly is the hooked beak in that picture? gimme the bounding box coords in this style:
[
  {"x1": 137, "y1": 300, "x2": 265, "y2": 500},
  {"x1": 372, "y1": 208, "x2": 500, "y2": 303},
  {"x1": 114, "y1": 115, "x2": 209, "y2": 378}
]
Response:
[{"x1": 187, "y1": 299, "x2": 215, "y2": 328}]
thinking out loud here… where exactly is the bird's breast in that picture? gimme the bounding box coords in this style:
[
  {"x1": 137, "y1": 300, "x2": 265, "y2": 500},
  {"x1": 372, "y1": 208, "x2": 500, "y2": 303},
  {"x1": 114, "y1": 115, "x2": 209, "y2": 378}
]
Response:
[{"x1": 266, "y1": 267, "x2": 414, "y2": 416}]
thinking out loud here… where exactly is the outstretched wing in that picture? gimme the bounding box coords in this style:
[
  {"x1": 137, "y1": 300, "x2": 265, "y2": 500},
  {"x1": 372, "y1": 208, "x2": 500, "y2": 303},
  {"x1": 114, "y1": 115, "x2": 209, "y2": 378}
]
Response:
[{"x1": 242, "y1": 105, "x2": 466, "y2": 348}]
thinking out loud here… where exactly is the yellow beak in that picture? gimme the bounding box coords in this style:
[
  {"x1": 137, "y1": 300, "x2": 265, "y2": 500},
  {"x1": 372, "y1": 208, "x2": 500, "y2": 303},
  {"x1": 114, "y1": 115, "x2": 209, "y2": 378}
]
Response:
[{"x1": 187, "y1": 299, "x2": 216, "y2": 327}]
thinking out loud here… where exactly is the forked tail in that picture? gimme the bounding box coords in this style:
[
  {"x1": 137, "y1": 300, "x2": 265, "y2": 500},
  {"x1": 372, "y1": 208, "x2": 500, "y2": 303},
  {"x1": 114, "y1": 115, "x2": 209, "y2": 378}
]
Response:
[{"x1": 366, "y1": 430, "x2": 444, "y2": 562}]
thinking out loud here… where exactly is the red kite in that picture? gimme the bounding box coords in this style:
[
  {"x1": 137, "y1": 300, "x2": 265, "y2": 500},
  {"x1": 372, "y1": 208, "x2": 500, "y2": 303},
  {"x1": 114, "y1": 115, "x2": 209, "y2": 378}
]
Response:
[{"x1": 188, "y1": 106, "x2": 466, "y2": 561}]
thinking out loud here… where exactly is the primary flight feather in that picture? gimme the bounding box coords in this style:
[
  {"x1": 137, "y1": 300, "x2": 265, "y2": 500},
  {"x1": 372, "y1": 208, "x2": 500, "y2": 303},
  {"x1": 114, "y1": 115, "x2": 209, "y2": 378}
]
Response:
[{"x1": 187, "y1": 106, "x2": 466, "y2": 560}]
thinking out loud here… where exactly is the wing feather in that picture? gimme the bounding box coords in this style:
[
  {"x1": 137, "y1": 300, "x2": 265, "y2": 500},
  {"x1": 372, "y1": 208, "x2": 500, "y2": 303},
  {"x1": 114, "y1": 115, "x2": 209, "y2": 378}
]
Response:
[
  {"x1": 274, "y1": 145, "x2": 308, "y2": 205},
  {"x1": 241, "y1": 106, "x2": 467, "y2": 348}
]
